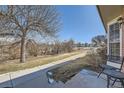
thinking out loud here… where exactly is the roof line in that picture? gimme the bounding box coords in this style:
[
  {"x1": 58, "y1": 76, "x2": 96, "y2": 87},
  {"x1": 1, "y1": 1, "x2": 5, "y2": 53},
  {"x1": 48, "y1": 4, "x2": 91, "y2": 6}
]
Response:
[{"x1": 96, "y1": 5, "x2": 107, "y2": 33}]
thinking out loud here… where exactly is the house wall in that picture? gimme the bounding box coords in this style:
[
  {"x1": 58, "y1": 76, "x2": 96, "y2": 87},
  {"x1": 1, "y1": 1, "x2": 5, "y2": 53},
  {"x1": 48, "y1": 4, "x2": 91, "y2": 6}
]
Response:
[
  {"x1": 121, "y1": 24, "x2": 124, "y2": 72},
  {"x1": 122, "y1": 25, "x2": 124, "y2": 57}
]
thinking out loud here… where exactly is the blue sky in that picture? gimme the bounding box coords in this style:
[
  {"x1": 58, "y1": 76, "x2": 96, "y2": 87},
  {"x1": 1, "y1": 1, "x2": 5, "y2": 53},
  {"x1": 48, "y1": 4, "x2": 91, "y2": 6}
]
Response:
[{"x1": 56, "y1": 5, "x2": 105, "y2": 43}]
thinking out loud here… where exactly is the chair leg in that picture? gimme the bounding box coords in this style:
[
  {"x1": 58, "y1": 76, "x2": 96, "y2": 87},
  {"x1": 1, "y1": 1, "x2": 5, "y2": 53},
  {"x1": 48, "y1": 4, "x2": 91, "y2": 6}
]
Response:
[
  {"x1": 120, "y1": 79, "x2": 124, "y2": 88},
  {"x1": 107, "y1": 76, "x2": 110, "y2": 88},
  {"x1": 97, "y1": 69, "x2": 104, "y2": 78},
  {"x1": 112, "y1": 79, "x2": 117, "y2": 86}
]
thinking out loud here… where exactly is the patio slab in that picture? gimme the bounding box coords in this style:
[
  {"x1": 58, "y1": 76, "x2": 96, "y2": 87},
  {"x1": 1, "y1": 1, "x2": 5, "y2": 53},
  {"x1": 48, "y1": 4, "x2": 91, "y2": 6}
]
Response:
[
  {"x1": 15, "y1": 69, "x2": 109, "y2": 88},
  {"x1": 60, "y1": 69, "x2": 107, "y2": 88}
]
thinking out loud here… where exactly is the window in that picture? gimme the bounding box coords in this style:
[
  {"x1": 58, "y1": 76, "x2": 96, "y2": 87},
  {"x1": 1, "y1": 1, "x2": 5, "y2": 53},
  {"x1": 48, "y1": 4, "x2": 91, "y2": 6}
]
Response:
[
  {"x1": 109, "y1": 23, "x2": 120, "y2": 43},
  {"x1": 109, "y1": 22, "x2": 120, "y2": 56},
  {"x1": 109, "y1": 43, "x2": 120, "y2": 56}
]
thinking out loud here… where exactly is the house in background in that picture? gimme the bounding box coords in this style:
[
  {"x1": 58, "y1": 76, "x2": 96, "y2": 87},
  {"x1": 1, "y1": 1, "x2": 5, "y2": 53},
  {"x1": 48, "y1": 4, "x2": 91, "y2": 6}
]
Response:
[{"x1": 97, "y1": 5, "x2": 124, "y2": 71}]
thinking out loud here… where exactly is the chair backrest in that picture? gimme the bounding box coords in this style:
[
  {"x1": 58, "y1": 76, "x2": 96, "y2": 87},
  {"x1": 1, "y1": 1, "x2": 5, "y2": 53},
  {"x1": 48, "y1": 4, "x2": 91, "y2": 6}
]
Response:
[{"x1": 107, "y1": 55, "x2": 124, "y2": 70}]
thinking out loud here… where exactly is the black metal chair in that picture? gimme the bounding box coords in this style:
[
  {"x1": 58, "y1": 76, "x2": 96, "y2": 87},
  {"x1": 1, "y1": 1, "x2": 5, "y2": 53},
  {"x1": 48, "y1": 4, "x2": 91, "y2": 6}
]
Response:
[
  {"x1": 98, "y1": 55, "x2": 124, "y2": 78},
  {"x1": 97, "y1": 55, "x2": 124, "y2": 87}
]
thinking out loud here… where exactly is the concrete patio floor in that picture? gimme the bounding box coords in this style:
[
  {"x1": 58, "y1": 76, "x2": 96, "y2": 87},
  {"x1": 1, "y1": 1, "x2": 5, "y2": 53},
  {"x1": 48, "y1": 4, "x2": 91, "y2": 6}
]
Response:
[
  {"x1": 15, "y1": 69, "x2": 122, "y2": 88},
  {"x1": 15, "y1": 69, "x2": 121, "y2": 88}
]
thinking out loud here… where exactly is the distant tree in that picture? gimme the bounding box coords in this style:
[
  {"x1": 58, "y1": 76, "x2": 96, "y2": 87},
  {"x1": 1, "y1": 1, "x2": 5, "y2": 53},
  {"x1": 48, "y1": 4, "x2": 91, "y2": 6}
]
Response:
[
  {"x1": 66, "y1": 39, "x2": 74, "y2": 52},
  {"x1": 84, "y1": 43, "x2": 89, "y2": 47},
  {"x1": 77, "y1": 42, "x2": 82, "y2": 47},
  {"x1": 54, "y1": 40, "x2": 61, "y2": 54},
  {"x1": 26, "y1": 39, "x2": 38, "y2": 57},
  {"x1": 0, "y1": 6, "x2": 61, "y2": 62},
  {"x1": 91, "y1": 35, "x2": 107, "y2": 47}
]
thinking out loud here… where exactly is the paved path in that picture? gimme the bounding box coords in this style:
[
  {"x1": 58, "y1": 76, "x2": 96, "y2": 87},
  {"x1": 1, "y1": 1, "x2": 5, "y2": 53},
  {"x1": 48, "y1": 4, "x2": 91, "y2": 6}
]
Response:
[{"x1": 0, "y1": 51, "x2": 87, "y2": 88}]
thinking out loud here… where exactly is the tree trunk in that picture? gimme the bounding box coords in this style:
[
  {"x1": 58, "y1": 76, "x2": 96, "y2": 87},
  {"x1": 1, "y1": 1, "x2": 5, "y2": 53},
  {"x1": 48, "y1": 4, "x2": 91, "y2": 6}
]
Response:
[{"x1": 20, "y1": 34, "x2": 26, "y2": 63}]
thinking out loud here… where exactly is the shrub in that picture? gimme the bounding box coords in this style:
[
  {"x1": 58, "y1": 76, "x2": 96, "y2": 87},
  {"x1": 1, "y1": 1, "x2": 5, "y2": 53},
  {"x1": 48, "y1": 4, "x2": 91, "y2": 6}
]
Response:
[
  {"x1": 86, "y1": 46, "x2": 107, "y2": 71},
  {"x1": 96, "y1": 46, "x2": 107, "y2": 64}
]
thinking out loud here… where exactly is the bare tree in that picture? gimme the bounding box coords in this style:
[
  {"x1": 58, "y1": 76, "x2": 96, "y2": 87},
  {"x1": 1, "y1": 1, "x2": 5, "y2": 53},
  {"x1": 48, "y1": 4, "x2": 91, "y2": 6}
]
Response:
[{"x1": 0, "y1": 5, "x2": 61, "y2": 63}]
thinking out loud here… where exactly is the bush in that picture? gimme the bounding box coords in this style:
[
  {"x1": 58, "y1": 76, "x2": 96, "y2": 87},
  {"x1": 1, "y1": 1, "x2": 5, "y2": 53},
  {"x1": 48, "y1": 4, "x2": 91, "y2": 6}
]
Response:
[
  {"x1": 84, "y1": 53, "x2": 101, "y2": 71},
  {"x1": 96, "y1": 46, "x2": 107, "y2": 64},
  {"x1": 86, "y1": 46, "x2": 107, "y2": 71}
]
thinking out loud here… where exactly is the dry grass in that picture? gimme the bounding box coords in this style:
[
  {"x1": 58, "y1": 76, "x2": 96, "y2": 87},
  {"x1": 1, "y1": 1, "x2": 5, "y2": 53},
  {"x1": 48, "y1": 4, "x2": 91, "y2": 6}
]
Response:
[{"x1": 0, "y1": 51, "x2": 83, "y2": 74}]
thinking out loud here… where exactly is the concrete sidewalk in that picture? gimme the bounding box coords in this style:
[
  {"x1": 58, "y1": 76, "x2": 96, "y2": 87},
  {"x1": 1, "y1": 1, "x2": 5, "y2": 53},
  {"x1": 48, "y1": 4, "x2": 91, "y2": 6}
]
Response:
[{"x1": 0, "y1": 52, "x2": 87, "y2": 88}]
